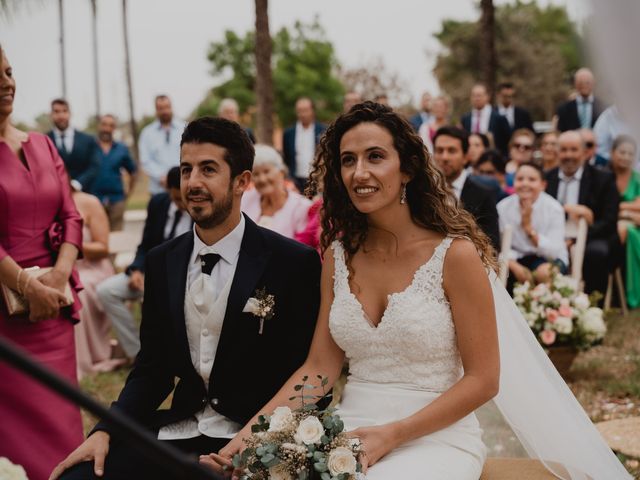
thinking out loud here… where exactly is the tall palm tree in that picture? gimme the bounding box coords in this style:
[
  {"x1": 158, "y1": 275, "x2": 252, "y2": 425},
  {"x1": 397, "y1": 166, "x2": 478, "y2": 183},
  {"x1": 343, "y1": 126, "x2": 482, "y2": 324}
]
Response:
[
  {"x1": 122, "y1": 0, "x2": 138, "y2": 161},
  {"x1": 479, "y1": 0, "x2": 496, "y2": 99},
  {"x1": 254, "y1": 0, "x2": 274, "y2": 145},
  {"x1": 58, "y1": 0, "x2": 67, "y2": 98},
  {"x1": 90, "y1": 0, "x2": 101, "y2": 120}
]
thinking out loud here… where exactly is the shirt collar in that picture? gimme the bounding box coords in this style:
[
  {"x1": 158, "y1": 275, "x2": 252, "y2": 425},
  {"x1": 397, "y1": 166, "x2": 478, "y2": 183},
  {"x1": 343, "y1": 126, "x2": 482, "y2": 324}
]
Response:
[
  {"x1": 451, "y1": 168, "x2": 468, "y2": 196},
  {"x1": 576, "y1": 94, "x2": 594, "y2": 104},
  {"x1": 155, "y1": 118, "x2": 180, "y2": 130},
  {"x1": 296, "y1": 121, "x2": 314, "y2": 132},
  {"x1": 559, "y1": 165, "x2": 584, "y2": 181},
  {"x1": 191, "y1": 214, "x2": 245, "y2": 266},
  {"x1": 53, "y1": 126, "x2": 74, "y2": 136}
]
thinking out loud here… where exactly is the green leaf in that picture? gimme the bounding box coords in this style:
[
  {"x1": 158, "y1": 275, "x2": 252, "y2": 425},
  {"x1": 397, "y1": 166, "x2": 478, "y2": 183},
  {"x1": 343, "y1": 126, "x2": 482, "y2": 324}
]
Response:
[
  {"x1": 314, "y1": 461, "x2": 328, "y2": 472},
  {"x1": 260, "y1": 453, "x2": 275, "y2": 465},
  {"x1": 320, "y1": 472, "x2": 331, "y2": 480}
]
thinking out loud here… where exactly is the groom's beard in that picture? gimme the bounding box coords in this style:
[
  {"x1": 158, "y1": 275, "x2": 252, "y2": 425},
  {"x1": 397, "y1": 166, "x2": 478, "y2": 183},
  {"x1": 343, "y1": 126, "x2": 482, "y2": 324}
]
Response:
[{"x1": 186, "y1": 184, "x2": 234, "y2": 229}]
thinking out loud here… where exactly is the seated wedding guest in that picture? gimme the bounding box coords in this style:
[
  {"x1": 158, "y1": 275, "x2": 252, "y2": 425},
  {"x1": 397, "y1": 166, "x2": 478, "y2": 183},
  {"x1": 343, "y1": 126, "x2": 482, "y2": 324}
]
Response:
[
  {"x1": 505, "y1": 128, "x2": 536, "y2": 182},
  {"x1": 91, "y1": 114, "x2": 137, "y2": 231},
  {"x1": 418, "y1": 95, "x2": 450, "y2": 151},
  {"x1": 71, "y1": 187, "x2": 117, "y2": 378},
  {"x1": 546, "y1": 130, "x2": 620, "y2": 296},
  {"x1": 241, "y1": 144, "x2": 312, "y2": 239},
  {"x1": 580, "y1": 128, "x2": 608, "y2": 167},
  {"x1": 96, "y1": 166, "x2": 191, "y2": 362},
  {"x1": 466, "y1": 132, "x2": 490, "y2": 169},
  {"x1": 0, "y1": 44, "x2": 84, "y2": 480},
  {"x1": 498, "y1": 162, "x2": 568, "y2": 286},
  {"x1": 473, "y1": 149, "x2": 511, "y2": 201},
  {"x1": 540, "y1": 130, "x2": 560, "y2": 172},
  {"x1": 609, "y1": 135, "x2": 640, "y2": 308},
  {"x1": 433, "y1": 126, "x2": 500, "y2": 252}
]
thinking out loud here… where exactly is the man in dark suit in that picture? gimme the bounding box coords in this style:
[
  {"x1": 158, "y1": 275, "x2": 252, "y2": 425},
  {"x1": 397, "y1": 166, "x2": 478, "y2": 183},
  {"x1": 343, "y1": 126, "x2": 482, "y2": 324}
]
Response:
[
  {"x1": 48, "y1": 98, "x2": 100, "y2": 193},
  {"x1": 282, "y1": 97, "x2": 326, "y2": 191},
  {"x1": 495, "y1": 82, "x2": 534, "y2": 132},
  {"x1": 54, "y1": 117, "x2": 321, "y2": 480},
  {"x1": 433, "y1": 126, "x2": 500, "y2": 252},
  {"x1": 555, "y1": 68, "x2": 606, "y2": 132},
  {"x1": 460, "y1": 84, "x2": 511, "y2": 156},
  {"x1": 409, "y1": 91, "x2": 433, "y2": 132},
  {"x1": 96, "y1": 166, "x2": 191, "y2": 362},
  {"x1": 545, "y1": 131, "x2": 619, "y2": 295}
]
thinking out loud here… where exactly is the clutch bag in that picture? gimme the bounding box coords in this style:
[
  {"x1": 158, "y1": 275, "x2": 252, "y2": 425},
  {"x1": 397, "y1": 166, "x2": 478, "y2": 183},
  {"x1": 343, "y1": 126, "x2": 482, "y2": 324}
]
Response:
[{"x1": 1, "y1": 266, "x2": 73, "y2": 317}]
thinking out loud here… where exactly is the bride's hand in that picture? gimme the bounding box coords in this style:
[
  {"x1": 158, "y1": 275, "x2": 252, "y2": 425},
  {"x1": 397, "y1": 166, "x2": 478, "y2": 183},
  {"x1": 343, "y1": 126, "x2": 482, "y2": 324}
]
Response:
[
  {"x1": 199, "y1": 429, "x2": 249, "y2": 479},
  {"x1": 347, "y1": 424, "x2": 401, "y2": 473}
]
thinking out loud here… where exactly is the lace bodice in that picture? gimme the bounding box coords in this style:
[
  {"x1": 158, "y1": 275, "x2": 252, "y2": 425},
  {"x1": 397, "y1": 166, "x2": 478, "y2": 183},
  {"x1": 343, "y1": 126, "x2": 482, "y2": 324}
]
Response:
[{"x1": 329, "y1": 237, "x2": 463, "y2": 392}]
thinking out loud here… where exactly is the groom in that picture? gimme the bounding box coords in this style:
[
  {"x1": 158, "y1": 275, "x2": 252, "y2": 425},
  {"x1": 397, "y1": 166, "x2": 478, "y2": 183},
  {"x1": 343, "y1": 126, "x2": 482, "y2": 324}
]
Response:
[{"x1": 53, "y1": 117, "x2": 322, "y2": 479}]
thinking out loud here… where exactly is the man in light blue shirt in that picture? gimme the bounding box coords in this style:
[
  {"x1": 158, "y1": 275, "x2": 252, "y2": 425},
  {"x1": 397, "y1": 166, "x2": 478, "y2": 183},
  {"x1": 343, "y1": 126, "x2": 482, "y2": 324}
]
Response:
[{"x1": 138, "y1": 95, "x2": 186, "y2": 194}]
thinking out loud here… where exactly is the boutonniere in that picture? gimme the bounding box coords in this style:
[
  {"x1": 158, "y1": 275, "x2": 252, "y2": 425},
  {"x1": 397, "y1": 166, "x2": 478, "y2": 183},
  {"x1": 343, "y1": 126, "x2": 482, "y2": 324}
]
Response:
[{"x1": 242, "y1": 287, "x2": 275, "y2": 334}]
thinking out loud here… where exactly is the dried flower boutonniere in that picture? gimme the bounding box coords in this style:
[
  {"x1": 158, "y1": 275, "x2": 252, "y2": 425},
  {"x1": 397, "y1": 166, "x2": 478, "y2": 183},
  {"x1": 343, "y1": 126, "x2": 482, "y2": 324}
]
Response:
[{"x1": 242, "y1": 287, "x2": 275, "y2": 334}]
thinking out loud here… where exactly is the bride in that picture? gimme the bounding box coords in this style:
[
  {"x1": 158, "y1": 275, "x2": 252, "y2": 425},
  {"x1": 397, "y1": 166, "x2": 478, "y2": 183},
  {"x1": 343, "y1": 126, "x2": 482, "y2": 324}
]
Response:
[{"x1": 208, "y1": 102, "x2": 630, "y2": 480}]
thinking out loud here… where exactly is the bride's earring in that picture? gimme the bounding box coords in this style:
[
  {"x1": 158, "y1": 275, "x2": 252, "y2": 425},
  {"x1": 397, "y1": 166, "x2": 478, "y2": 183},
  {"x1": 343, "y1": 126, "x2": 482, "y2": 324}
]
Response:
[{"x1": 400, "y1": 183, "x2": 407, "y2": 204}]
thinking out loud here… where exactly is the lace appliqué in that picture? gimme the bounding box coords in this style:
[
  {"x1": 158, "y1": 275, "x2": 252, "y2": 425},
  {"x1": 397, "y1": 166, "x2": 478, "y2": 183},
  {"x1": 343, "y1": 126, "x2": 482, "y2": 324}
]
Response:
[{"x1": 329, "y1": 238, "x2": 463, "y2": 392}]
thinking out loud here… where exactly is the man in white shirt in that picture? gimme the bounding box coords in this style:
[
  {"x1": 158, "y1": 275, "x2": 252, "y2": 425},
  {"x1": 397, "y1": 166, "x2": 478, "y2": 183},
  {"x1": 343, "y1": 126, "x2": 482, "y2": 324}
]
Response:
[
  {"x1": 138, "y1": 95, "x2": 187, "y2": 195},
  {"x1": 54, "y1": 118, "x2": 322, "y2": 479},
  {"x1": 282, "y1": 97, "x2": 326, "y2": 191},
  {"x1": 495, "y1": 82, "x2": 533, "y2": 132},
  {"x1": 544, "y1": 131, "x2": 620, "y2": 296},
  {"x1": 460, "y1": 84, "x2": 511, "y2": 155}
]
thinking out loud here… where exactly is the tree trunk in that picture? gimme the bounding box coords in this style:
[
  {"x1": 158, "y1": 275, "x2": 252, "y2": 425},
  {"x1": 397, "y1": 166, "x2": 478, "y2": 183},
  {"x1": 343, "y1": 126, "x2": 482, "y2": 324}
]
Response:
[
  {"x1": 254, "y1": 0, "x2": 274, "y2": 145},
  {"x1": 91, "y1": 0, "x2": 101, "y2": 121},
  {"x1": 479, "y1": 0, "x2": 496, "y2": 100},
  {"x1": 58, "y1": 0, "x2": 67, "y2": 98},
  {"x1": 122, "y1": 0, "x2": 138, "y2": 162}
]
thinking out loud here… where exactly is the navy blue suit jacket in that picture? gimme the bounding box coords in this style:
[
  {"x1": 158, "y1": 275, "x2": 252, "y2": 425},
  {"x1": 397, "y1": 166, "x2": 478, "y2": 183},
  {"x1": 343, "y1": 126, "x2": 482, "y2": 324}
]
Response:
[
  {"x1": 461, "y1": 109, "x2": 511, "y2": 156},
  {"x1": 555, "y1": 97, "x2": 606, "y2": 132},
  {"x1": 47, "y1": 129, "x2": 100, "y2": 192},
  {"x1": 282, "y1": 122, "x2": 326, "y2": 179},
  {"x1": 94, "y1": 215, "x2": 321, "y2": 433}
]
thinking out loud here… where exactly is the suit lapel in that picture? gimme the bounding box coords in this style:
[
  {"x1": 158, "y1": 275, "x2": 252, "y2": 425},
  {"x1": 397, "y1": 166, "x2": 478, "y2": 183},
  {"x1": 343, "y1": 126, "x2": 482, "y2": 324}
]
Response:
[
  {"x1": 546, "y1": 169, "x2": 560, "y2": 198},
  {"x1": 166, "y1": 231, "x2": 194, "y2": 365},
  {"x1": 578, "y1": 165, "x2": 592, "y2": 206}
]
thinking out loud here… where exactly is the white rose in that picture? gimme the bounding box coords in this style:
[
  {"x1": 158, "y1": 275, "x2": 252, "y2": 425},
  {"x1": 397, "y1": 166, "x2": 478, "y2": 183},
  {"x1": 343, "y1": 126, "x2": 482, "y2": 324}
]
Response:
[
  {"x1": 294, "y1": 416, "x2": 325, "y2": 445},
  {"x1": 554, "y1": 316, "x2": 573, "y2": 334},
  {"x1": 0, "y1": 458, "x2": 28, "y2": 480},
  {"x1": 328, "y1": 446, "x2": 358, "y2": 476},
  {"x1": 268, "y1": 464, "x2": 293, "y2": 480},
  {"x1": 573, "y1": 293, "x2": 590, "y2": 311},
  {"x1": 268, "y1": 406, "x2": 294, "y2": 432}
]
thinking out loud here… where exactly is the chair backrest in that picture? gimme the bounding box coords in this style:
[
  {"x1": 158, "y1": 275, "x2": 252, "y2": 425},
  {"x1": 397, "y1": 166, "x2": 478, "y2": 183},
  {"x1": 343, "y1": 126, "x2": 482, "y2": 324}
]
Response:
[
  {"x1": 108, "y1": 231, "x2": 139, "y2": 255},
  {"x1": 498, "y1": 225, "x2": 513, "y2": 286},
  {"x1": 570, "y1": 217, "x2": 588, "y2": 286}
]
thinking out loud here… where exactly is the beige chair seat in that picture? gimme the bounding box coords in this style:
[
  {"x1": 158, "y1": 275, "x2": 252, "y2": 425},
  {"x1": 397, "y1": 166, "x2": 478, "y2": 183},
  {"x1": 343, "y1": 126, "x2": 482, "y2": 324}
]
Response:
[{"x1": 480, "y1": 458, "x2": 560, "y2": 480}]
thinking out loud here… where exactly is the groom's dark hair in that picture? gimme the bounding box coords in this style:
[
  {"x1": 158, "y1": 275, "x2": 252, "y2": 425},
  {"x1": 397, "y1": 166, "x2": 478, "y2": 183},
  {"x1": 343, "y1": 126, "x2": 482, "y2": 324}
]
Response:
[{"x1": 180, "y1": 116, "x2": 255, "y2": 177}]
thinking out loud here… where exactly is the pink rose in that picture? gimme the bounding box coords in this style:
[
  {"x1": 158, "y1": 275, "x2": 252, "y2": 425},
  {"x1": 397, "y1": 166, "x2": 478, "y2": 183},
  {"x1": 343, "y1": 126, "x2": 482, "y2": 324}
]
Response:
[
  {"x1": 546, "y1": 309, "x2": 559, "y2": 323},
  {"x1": 558, "y1": 305, "x2": 573, "y2": 318},
  {"x1": 540, "y1": 329, "x2": 557, "y2": 345}
]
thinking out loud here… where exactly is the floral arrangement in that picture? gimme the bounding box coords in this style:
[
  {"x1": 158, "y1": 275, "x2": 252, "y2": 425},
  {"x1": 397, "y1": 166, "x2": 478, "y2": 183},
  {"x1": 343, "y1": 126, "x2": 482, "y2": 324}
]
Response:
[
  {"x1": 513, "y1": 271, "x2": 606, "y2": 349},
  {"x1": 232, "y1": 376, "x2": 362, "y2": 480},
  {"x1": 0, "y1": 457, "x2": 29, "y2": 480}
]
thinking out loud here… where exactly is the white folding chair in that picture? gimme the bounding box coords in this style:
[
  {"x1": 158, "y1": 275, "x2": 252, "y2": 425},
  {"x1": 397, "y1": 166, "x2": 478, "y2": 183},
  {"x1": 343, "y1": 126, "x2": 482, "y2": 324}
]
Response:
[
  {"x1": 108, "y1": 231, "x2": 139, "y2": 272},
  {"x1": 569, "y1": 217, "x2": 588, "y2": 291},
  {"x1": 604, "y1": 268, "x2": 629, "y2": 316},
  {"x1": 498, "y1": 225, "x2": 513, "y2": 287}
]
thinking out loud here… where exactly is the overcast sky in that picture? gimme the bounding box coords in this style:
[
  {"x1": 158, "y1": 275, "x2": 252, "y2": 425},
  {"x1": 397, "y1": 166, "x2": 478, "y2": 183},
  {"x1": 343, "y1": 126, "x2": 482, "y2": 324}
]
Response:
[{"x1": 1, "y1": 0, "x2": 590, "y2": 126}]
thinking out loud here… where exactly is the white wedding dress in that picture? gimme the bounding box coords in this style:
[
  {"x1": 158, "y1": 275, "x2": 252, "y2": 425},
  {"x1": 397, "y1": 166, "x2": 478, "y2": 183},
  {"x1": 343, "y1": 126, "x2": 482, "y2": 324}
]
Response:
[{"x1": 329, "y1": 237, "x2": 632, "y2": 480}]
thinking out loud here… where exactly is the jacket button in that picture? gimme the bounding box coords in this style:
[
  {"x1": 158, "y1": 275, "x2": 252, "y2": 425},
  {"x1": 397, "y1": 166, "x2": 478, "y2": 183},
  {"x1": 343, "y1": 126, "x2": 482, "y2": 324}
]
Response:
[
  {"x1": 211, "y1": 398, "x2": 220, "y2": 406},
  {"x1": 202, "y1": 397, "x2": 207, "y2": 406}
]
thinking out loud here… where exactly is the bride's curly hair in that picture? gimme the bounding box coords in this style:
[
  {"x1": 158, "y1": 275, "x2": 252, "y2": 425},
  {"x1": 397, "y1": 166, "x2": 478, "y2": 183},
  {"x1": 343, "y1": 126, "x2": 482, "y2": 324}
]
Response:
[{"x1": 306, "y1": 101, "x2": 497, "y2": 269}]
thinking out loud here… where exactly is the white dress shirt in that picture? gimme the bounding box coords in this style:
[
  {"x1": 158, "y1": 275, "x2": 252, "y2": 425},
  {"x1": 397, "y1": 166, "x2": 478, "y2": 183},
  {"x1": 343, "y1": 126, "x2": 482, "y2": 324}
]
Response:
[
  {"x1": 163, "y1": 202, "x2": 192, "y2": 240},
  {"x1": 497, "y1": 192, "x2": 568, "y2": 264},
  {"x1": 498, "y1": 105, "x2": 515, "y2": 128},
  {"x1": 450, "y1": 168, "x2": 468, "y2": 200},
  {"x1": 158, "y1": 216, "x2": 245, "y2": 440},
  {"x1": 52, "y1": 126, "x2": 75, "y2": 153},
  {"x1": 576, "y1": 94, "x2": 594, "y2": 128},
  {"x1": 138, "y1": 118, "x2": 187, "y2": 194},
  {"x1": 471, "y1": 105, "x2": 492, "y2": 134},
  {"x1": 557, "y1": 166, "x2": 584, "y2": 206},
  {"x1": 294, "y1": 121, "x2": 316, "y2": 178}
]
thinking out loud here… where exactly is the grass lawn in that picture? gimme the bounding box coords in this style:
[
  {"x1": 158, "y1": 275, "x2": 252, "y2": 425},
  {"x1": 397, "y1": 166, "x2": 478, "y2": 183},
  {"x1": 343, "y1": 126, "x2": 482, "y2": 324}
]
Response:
[{"x1": 79, "y1": 308, "x2": 640, "y2": 478}]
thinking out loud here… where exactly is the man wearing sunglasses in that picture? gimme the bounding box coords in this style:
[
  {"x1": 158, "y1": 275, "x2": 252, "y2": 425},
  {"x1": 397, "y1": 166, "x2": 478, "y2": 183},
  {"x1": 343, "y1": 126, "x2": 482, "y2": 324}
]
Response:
[{"x1": 580, "y1": 128, "x2": 608, "y2": 167}]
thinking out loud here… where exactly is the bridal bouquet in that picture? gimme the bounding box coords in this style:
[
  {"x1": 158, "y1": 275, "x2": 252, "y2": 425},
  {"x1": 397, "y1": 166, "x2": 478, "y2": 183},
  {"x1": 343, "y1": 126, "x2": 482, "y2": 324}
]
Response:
[
  {"x1": 232, "y1": 376, "x2": 362, "y2": 480},
  {"x1": 513, "y1": 272, "x2": 606, "y2": 349}
]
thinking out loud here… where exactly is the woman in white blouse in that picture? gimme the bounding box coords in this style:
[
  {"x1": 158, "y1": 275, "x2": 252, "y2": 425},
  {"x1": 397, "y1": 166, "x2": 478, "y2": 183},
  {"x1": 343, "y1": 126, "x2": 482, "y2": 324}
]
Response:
[
  {"x1": 497, "y1": 162, "x2": 568, "y2": 284},
  {"x1": 241, "y1": 144, "x2": 312, "y2": 239}
]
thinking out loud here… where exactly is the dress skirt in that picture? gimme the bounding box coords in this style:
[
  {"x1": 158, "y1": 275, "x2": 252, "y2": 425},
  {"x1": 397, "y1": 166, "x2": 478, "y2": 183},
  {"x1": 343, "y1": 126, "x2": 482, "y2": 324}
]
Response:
[{"x1": 336, "y1": 377, "x2": 486, "y2": 480}]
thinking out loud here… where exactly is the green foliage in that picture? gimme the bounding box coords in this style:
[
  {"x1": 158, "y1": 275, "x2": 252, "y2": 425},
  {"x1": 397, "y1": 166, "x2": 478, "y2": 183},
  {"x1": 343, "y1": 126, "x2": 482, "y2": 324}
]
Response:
[
  {"x1": 198, "y1": 19, "x2": 344, "y2": 126},
  {"x1": 433, "y1": 1, "x2": 584, "y2": 121}
]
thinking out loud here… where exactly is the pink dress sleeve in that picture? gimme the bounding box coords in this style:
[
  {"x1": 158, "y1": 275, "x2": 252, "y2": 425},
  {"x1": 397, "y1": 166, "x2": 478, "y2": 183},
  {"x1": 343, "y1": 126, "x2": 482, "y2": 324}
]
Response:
[{"x1": 44, "y1": 136, "x2": 83, "y2": 252}]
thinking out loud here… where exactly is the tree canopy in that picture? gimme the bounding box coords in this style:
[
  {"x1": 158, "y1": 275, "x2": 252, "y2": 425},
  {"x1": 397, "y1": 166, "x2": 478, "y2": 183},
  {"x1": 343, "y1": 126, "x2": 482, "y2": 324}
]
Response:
[
  {"x1": 433, "y1": 1, "x2": 584, "y2": 121},
  {"x1": 195, "y1": 19, "x2": 344, "y2": 127}
]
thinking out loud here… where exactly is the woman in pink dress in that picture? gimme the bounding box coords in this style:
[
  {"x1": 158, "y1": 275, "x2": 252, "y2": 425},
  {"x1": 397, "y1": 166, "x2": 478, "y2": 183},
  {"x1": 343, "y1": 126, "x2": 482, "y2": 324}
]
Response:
[
  {"x1": 241, "y1": 144, "x2": 311, "y2": 239},
  {"x1": 72, "y1": 190, "x2": 117, "y2": 378},
  {"x1": 0, "y1": 45, "x2": 84, "y2": 479}
]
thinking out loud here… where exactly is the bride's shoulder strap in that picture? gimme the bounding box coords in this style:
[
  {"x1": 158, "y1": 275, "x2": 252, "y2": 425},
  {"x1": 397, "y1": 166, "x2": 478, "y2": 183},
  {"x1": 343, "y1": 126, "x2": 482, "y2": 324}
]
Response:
[{"x1": 330, "y1": 240, "x2": 348, "y2": 284}]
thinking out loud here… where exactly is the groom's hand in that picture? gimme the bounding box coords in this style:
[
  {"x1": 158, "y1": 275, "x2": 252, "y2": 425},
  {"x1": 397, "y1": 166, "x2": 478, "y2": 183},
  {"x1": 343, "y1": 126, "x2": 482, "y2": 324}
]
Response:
[
  {"x1": 199, "y1": 453, "x2": 233, "y2": 478},
  {"x1": 49, "y1": 431, "x2": 110, "y2": 479}
]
